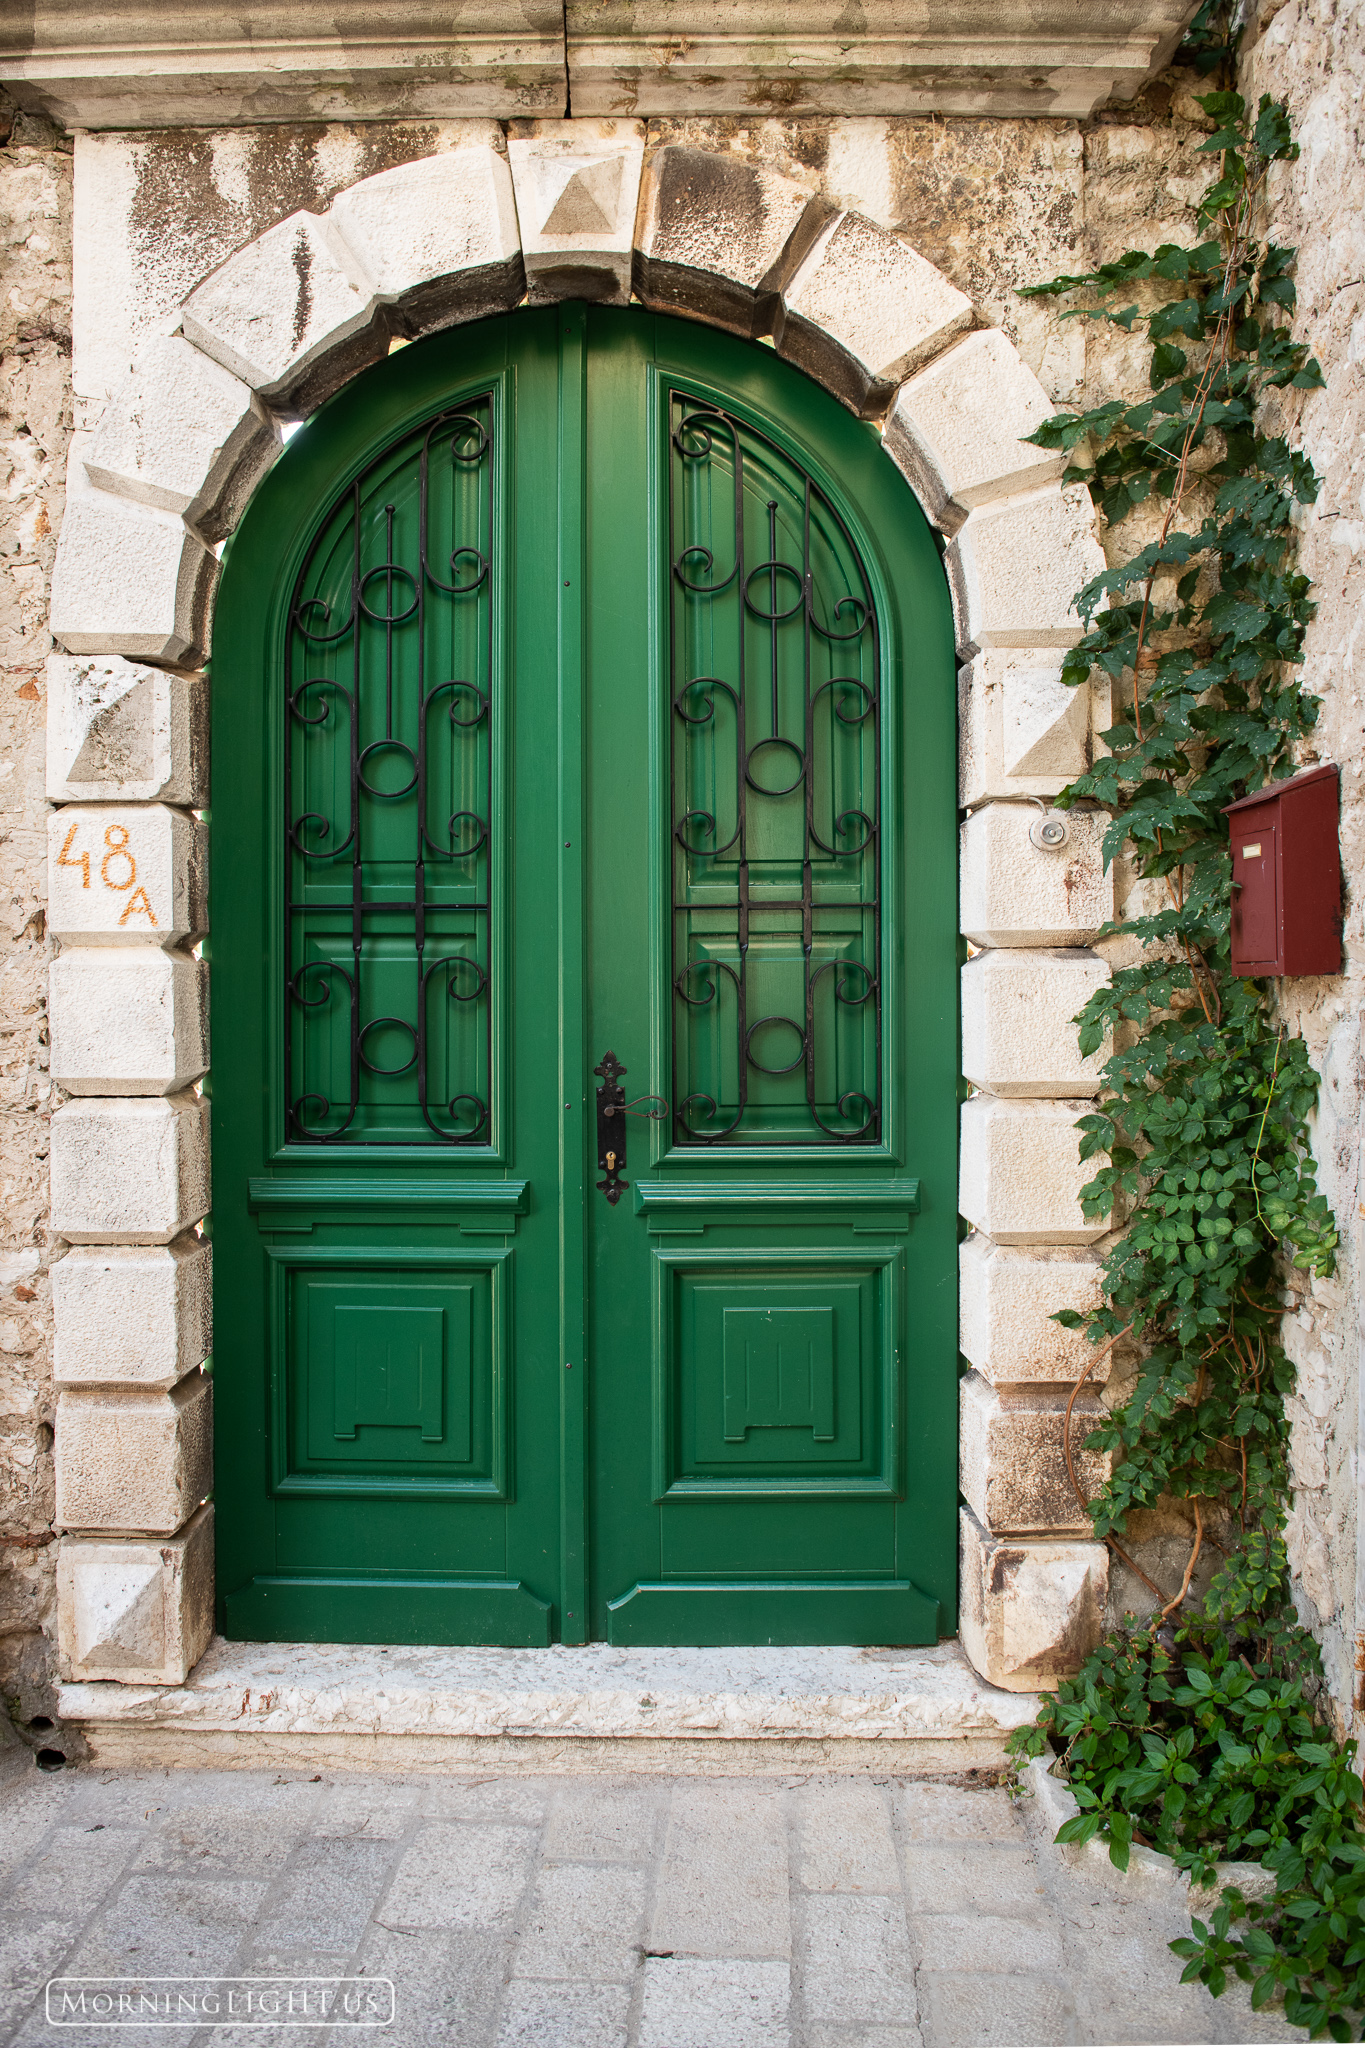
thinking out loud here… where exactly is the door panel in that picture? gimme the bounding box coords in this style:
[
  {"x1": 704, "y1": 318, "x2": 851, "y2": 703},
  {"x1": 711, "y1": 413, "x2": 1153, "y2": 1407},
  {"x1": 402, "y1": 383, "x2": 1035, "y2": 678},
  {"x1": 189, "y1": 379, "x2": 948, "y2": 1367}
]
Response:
[{"x1": 211, "y1": 304, "x2": 956, "y2": 1650}]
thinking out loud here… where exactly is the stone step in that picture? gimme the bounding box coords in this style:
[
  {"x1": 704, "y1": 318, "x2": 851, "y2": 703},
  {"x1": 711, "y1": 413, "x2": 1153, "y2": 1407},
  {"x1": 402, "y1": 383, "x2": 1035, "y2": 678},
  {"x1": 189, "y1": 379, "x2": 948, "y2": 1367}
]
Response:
[{"x1": 59, "y1": 1637, "x2": 1038, "y2": 1776}]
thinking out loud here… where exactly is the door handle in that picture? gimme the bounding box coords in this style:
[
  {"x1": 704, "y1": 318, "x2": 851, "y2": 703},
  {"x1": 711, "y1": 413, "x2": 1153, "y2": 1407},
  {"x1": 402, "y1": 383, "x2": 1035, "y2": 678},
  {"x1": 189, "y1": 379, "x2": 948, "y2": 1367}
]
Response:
[{"x1": 594, "y1": 1049, "x2": 668, "y2": 1205}]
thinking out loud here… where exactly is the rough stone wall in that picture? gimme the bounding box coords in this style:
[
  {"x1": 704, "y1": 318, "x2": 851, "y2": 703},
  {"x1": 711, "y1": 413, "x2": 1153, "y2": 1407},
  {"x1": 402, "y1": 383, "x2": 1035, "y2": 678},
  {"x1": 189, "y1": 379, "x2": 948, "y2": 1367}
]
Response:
[
  {"x1": 0, "y1": 109, "x2": 71, "y2": 1712},
  {"x1": 1237, "y1": 0, "x2": 1365, "y2": 1732}
]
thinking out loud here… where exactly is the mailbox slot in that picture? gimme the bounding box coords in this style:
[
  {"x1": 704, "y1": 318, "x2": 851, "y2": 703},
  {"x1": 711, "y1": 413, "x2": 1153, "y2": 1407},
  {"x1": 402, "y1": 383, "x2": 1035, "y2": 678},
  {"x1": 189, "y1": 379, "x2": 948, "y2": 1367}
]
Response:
[{"x1": 1223, "y1": 763, "x2": 1340, "y2": 978}]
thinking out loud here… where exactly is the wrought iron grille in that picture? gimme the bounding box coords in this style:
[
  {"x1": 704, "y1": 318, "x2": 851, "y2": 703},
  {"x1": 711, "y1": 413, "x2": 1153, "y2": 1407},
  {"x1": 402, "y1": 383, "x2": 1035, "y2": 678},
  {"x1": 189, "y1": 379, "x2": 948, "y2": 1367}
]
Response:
[
  {"x1": 669, "y1": 393, "x2": 882, "y2": 1146},
  {"x1": 285, "y1": 397, "x2": 494, "y2": 1145}
]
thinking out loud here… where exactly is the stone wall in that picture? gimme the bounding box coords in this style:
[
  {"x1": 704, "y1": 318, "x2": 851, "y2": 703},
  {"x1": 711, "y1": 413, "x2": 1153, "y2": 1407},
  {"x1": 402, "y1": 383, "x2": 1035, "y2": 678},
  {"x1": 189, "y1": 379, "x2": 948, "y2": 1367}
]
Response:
[
  {"x1": 1239, "y1": 0, "x2": 1365, "y2": 1731},
  {"x1": 0, "y1": 107, "x2": 71, "y2": 1713},
  {"x1": 2, "y1": 18, "x2": 1361, "y2": 1715}
]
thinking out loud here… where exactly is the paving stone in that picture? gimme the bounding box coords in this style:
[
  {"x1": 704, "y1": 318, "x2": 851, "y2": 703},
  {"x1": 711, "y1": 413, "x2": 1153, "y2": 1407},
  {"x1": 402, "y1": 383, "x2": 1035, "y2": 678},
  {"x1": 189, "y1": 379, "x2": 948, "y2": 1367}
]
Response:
[
  {"x1": 423, "y1": 1777, "x2": 553, "y2": 1824},
  {"x1": 794, "y1": 1780, "x2": 900, "y2": 1894},
  {"x1": 134, "y1": 1802, "x2": 304, "y2": 1876},
  {"x1": 377, "y1": 1822, "x2": 533, "y2": 1932},
  {"x1": 800, "y1": 1894, "x2": 918, "y2": 2028},
  {"x1": 68, "y1": 1874, "x2": 271, "y2": 1976},
  {"x1": 918, "y1": 1969, "x2": 1080, "y2": 2048},
  {"x1": 909, "y1": 1912, "x2": 1065, "y2": 1975},
  {"x1": 543, "y1": 1782, "x2": 660, "y2": 1862},
  {"x1": 902, "y1": 1842, "x2": 1047, "y2": 1919},
  {"x1": 352, "y1": 1924, "x2": 507, "y2": 2047},
  {"x1": 638, "y1": 1956, "x2": 790, "y2": 2048},
  {"x1": 513, "y1": 1863, "x2": 646, "y2": 1982},
  {"x1": 8, "y1": 1824, "x2": 144, "y2": 1920},
  {"x1": 894, "y1": 1781, "x2": 1019, "y2": 1842},
  {"x1": 257, "y1": 1837, "x2": 399, "y2": 1953},
  {"x1": 803, "y1": 2031, "x2": 923, "y2": 2048},
  {"x1": 650, "y1": 1781, "x2": 791, "y2": 1960},
  {"x1": 310, "y1": 1781, "x2": 423, "y2": 1840},
  {"x1": 495, "y1": 1980, "x2": 630, "y2": 2047},
  {"x1": 0, "y1": 1918, "x2": 83, "y2": 2034}
]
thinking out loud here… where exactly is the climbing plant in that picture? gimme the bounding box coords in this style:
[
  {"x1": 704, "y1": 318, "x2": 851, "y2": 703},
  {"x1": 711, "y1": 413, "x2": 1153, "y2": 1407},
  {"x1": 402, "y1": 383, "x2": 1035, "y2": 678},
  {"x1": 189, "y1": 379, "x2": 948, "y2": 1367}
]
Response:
[{"x1": 1005, "y1": 6, "x2": 1360, "y2": 2036}]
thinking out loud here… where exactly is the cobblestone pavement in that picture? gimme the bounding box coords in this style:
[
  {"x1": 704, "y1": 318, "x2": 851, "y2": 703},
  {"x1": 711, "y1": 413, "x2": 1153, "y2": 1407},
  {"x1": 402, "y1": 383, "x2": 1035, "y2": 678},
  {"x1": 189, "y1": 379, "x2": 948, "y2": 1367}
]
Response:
[{"x1": 0, "y1": 1753, "x2": 1299, "y2": 2048}]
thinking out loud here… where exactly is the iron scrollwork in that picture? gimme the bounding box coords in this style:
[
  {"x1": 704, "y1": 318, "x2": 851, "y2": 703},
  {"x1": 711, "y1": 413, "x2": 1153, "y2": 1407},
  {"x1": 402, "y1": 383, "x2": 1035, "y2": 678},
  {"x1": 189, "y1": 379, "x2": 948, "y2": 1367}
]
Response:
[
  {"x1": 669, "y1": 392, "x2": 882, "y2": 1147},
  {"x1": 285, "y1": 399, "x2": 494, "y2": 1144}
]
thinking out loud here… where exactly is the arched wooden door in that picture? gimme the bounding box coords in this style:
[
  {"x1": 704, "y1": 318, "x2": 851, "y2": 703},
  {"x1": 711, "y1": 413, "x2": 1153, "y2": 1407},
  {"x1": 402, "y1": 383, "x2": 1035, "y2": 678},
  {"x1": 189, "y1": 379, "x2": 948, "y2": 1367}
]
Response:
[{"x1": 210, "y1": 305, "x2": 958, "y2": 1647}]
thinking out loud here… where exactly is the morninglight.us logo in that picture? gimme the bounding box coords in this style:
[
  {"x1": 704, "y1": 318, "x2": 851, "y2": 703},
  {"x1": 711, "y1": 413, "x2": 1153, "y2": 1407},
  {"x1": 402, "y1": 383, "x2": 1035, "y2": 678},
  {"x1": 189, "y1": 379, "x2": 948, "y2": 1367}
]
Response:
[{"x1": 45, "y1": 1978, "x2": 396, "y2": 2028}]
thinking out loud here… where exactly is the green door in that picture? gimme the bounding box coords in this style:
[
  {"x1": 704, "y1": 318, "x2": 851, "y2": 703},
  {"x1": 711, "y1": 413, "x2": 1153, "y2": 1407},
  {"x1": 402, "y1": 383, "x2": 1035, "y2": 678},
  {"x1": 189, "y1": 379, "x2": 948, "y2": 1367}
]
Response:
[{"x1": 211, "y1": 305, "x2": 958, "y2": 1649}]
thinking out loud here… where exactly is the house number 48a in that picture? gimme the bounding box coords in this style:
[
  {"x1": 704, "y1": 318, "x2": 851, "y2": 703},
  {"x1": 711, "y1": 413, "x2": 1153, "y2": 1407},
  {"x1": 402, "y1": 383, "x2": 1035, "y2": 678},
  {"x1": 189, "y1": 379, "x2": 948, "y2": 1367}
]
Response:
[{"x1": 58, "y1": 821, "x2": 158, "y2": 927}]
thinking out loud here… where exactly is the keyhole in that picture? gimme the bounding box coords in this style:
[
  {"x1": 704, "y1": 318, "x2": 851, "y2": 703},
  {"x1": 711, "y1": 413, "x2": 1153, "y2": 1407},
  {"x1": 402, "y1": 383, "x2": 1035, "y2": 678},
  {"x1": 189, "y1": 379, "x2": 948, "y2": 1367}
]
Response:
[{"x1": 606, "y1": 1151, "x2": 618, "y2": 1171}]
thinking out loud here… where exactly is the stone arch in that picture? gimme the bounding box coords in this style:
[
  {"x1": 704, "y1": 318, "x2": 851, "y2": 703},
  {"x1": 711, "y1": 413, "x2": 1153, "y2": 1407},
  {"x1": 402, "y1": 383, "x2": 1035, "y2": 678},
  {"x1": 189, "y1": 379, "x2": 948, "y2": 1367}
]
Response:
[{"x1": 46, "y1": 121, "x2": 1117, "y2": 1695}]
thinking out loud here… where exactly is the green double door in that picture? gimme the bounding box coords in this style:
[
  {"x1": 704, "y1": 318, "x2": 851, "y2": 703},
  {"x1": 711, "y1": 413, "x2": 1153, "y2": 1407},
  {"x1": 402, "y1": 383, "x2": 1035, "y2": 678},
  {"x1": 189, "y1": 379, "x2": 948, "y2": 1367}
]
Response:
[{"x1": 211, "y1": 305, "x2": 958, "y2": 1648}]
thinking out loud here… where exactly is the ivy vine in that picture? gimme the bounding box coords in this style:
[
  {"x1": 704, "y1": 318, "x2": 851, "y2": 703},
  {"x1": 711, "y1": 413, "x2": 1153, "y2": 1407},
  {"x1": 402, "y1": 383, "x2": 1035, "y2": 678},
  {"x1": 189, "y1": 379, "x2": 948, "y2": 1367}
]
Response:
[{"x1": 1006, "y1": 7, "x2": 1359, "y2": 2035}]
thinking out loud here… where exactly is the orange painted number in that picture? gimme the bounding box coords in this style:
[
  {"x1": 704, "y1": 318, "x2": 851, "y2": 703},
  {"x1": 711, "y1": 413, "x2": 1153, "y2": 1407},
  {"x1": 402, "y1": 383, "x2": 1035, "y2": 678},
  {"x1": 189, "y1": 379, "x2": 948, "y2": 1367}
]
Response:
[
  {"x1": 58, "y1": 823, "x2": 90, "y2": 889},
  {"x1": 100, "y1": 823, "x2": 136, "y2": 891}
]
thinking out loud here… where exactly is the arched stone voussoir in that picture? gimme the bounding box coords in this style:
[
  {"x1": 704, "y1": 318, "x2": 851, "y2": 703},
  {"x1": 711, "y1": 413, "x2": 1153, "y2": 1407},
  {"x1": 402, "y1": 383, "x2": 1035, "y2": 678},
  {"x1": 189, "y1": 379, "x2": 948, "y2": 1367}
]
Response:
[
  {"x1": 883, "y1": 330, "x2": 1066, "y2": 538},
  {"x1": 82, "y1": 334, "x2": 281, "y2": 547},
  {"x1": 947, "y1": 482, "x2": 1107, "y2": 659},
  {"x1": 632, "y1": 143, "x2": 835, "y2": 342},
  {"x1": 50, "y1": 491, "x2": 218, "y2": 669},
  {"x1": 772, "y1": 210, "x2": 975, "y2": 421}
]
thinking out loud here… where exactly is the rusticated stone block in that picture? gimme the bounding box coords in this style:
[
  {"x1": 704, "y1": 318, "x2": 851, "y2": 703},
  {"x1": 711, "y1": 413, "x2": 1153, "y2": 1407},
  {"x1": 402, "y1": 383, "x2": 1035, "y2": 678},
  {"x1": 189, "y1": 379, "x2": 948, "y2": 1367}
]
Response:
[
  {"x1": 633, "y1": 144, "x2": 832, "y2": 338},
  {"x1": 55, "y1": 1374, "x2": 212, "y2": 1536},
  {"x1": 959, "y1": 1506, "x2": 1108, "y2": 1693},
  {"x1": 47, "y1": 655, "x2": 208, "y2": 805},
  {"x1": 508, "y1": 118, "x2": 645, "y2": 306},
  {"x1": 49, "y1": 949, "x2": 208, "y2": 1095},
  {"x1": 960, "y1": 804, "x2": 1113, "y2": 948},
  {"x1": 959, "y1": 653, "x2": 1105, "y2": 810},
  {"x1": 82, "y1": 334, "x2": 280, "y2": 543},
  {"x1": 49, "y1": 491, "x2": 217, "y2": 666},
  {"x1": 959, "y1": 1096, "x2": 1109, "y2": 1246},
  {"x1": 53, "y1": 1237, "x2": 211, "y2": 1391},
  {"x1": 947, "y1": 482, "x2": 1107, "y2": 655},
  {"x1": 961, "y1": 947, "x2": 1110, "y2": 1098},
  {"x1": 329, "y1": 142, "x2": 525, "y2": 337},
  {"x1": 57, "y1": 1504, "x2": 214, "y2": 1684},
  {"x1": 181, "y1": 209, "x2": 383, "y2": 412},
  {"x1": 883, "y1": 330, "x2": 1064, "y2": 534},
  {"x1": 773, "y1": 211, "x2": 973, "y2": 417},
  {"x1": 51, "y1": 1092, "x2": 210, "y2": 1245},
  {"x1": 959, "y1": 1235, "x2": 1106, "y2": 1387},
  {"x1": 48, "y1": 803, "x2": 207, "y2": 949},
  {"x1": 960, "y1": 1369, "x2": 1110, "y2": 1536}
]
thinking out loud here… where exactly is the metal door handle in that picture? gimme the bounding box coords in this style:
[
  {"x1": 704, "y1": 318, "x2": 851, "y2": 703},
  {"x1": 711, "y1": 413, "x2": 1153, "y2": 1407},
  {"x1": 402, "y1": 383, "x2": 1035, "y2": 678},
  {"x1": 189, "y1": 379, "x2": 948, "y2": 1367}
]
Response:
[{"x1": 594, "y1": 1049, "x2": 668, "y2": 1205}]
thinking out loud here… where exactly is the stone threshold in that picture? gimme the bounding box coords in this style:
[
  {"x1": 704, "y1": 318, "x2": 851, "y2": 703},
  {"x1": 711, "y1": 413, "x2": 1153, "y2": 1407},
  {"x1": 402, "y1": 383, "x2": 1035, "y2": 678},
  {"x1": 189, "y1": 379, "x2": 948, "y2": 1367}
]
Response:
[{"x1": 58, "y1": 1637, "x2": 1038, "y2": 1776}]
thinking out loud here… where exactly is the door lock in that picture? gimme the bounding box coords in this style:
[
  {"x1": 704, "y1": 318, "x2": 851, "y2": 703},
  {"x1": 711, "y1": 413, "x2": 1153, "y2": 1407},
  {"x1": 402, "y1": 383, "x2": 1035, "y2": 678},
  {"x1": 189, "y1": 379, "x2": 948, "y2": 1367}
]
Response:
[{"x1": 594, "y1": 1050, "x2": 669, "y2": 1205}]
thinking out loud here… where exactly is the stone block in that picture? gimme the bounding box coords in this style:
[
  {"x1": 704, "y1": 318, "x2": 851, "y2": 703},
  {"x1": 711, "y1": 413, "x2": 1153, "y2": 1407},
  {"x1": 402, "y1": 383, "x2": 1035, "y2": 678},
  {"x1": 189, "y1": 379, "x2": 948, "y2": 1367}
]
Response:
[
  {"x1": 961, "y1": 947, "x2": 1110, "y2": 1098},
  {"x1": 507, "y1": 119, "x2": 645, "y2": 306},
  {"x1": 329, "y1": 144, "x2": 525, "y2": 338},
  {"x1": 47, "y1": 655, "x2": 209, "y2": 805},
  {"x1": 82, "y1": 334, "x2": 281, "y2": 543},
  {"x1": 181, "y1": 209, "x2": 383, "y2": 412},
  {"x1": 883, "y1": 330, "x2": 1064, "y2": 533},
  {"x1": 960, "y1": 803, "x2": 1113, "y2": 947},
  {"x1": 958, "y1": 653, "x2": 1104, "y2": 809},
  {"x1": 48, "y1": 803, "x2": 207, "y2": 949},
  {"x1": 959, "y1": 1236, "x2": 1106, "y2": 1387},
  {"x1": 773, "y1": 212, "x2": 973, "y2": 418},
  {"x1": 49, "y1": 491, "x2": 218, "y2": 666},
  {"x1": 55, "y1": 1374, "x2": 213, "y2": 1536},
  {"x1": 53, "y1": 1237, "x2": 212, "y2": 1391},
  {"x1": 947, "y1": 483, "x2": 1107, "y2": 654},
  {"x1": 960, "y1": 1370, "x2": 1109, "y2": 1536},
  {"x1": 959, "y1": 1097, "x2": 1108, "y2": 1246},
  {"x1": 51, "y1": 1092, "x2": 210, "y2": 1245},
  {"x1": 49, "y1": 949, "x2": 208, "y2": 1096},
  {"x1": 57, "y1": 1503, "x2": 214, "y2": 1684},
  {"x1": 958, "y1": 1506, "x2": 1107, "y2": 1693},
  {"x1": 633, "y1": 144, "x2": 832, "y2": 338}
]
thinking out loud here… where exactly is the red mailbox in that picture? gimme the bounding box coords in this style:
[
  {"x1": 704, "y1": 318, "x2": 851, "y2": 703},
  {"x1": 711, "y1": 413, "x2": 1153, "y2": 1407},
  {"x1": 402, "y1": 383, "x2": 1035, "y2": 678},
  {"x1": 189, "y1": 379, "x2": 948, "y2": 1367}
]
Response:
[{"x1": 1223, "y1": 764, "x2": 1341, "y2": 978}]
